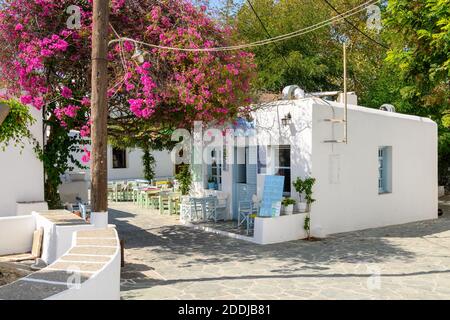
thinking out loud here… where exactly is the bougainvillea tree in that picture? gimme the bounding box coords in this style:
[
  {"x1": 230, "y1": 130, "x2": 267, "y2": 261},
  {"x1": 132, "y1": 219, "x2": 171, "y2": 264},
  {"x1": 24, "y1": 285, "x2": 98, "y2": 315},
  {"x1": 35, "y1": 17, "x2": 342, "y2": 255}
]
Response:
[{"x1": 0, "y1": 0, "x2": 255, "y2": 207}]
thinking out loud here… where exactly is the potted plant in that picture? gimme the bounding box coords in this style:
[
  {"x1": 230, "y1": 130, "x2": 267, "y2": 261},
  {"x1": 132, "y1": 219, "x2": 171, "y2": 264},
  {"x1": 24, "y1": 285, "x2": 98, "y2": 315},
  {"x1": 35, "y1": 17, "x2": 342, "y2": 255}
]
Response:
[
  {"x1": 293, "y1": 177, "x2": 316, "y2": 239},
  {"x1": 281, "y1": 198, "x2": 296, "y2": 215},
  {"x1": 293, "y1": 177, "x2": 316, "y2": 213},
  {"x1": 175, "y1": 165, "x2": 192, "y2": 197},
  {"x1": 207, "y1": 177, "x2": 217, "y2": 190}
]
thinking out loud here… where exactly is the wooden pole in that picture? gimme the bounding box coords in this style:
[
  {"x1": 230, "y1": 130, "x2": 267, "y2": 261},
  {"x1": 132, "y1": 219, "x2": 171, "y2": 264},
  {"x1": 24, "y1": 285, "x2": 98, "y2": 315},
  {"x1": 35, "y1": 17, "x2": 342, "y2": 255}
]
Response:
[{"x1": 91, "y1": 0, "x2": 110, "y2": 213}]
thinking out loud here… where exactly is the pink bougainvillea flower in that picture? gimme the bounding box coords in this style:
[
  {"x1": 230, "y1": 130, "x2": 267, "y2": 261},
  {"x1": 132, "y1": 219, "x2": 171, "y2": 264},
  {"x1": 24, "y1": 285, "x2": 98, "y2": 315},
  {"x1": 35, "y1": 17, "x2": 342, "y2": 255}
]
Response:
[
  {"x1": 81, "y1": 148, "x2": 91, "y2": 163},
  {"x1": 20, "y1": 95, "x2": 33, "y2": 105},
  {"x1": 61, "y1": 86, "x2": 73, "y2": 99},
  {"x1": 0, "y1": 0, "x2": 256, "y2": 160},
  {"x1": 81, "y1": 97, "x2": 91, "y2": 107}
]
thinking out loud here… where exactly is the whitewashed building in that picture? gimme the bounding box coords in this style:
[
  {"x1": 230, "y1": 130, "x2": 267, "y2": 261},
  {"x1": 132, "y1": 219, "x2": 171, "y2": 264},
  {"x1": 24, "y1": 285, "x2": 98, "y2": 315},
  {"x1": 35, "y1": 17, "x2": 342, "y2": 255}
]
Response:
[
  {"x1": 68, "y1": 142, "x2": 175, "y2": 182},
  {"x1": 0, "y1": 106, "x2": 46, "y2": 217},
  {"x1": 191, "y1": 93, "x2": 438, "y2": 241}
]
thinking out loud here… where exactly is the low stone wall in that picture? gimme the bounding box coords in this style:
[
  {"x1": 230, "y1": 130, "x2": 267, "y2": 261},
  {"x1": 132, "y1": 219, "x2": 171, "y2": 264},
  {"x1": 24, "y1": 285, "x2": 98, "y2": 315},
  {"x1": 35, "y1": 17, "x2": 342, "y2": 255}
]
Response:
[
  {"x1": 254, "y1": 213, "x2": 308, "y2": 245},
  {"x1": 0, "y1": 213, "x2": 121, "y2": 300},
  {"x1": 0, "y1": 215, "x2": 35, "y2": 256}
]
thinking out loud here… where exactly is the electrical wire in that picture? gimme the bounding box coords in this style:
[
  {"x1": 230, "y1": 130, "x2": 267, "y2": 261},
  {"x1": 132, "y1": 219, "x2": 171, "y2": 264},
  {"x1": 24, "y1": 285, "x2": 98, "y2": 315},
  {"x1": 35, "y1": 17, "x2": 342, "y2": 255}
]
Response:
[
  {"x1": 245, "y1": 0, "x2": 292, "y2": 70},
  {"x1": 321, "y1": 0, "x2": 388, "y2": 49},
  {"x1": 108, "y1": 0, "x2": 379, "y2": 51}
]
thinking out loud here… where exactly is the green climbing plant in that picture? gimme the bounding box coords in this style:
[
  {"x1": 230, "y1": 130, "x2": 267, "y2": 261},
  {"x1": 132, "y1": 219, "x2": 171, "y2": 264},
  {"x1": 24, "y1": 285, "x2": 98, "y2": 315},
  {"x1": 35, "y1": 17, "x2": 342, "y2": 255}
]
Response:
[
  {"x1": 0, "y1": 99, "x2": 39, "y2": 152},
  {"x1": 142, "y1": 147, "x2": 156, "y2": 182},
  {"x1": 293, "y1": 177, "x2": 316, "y2": 239},
  {"x1": 175, "y1": 164, "x2": 192, "y2": 196}
]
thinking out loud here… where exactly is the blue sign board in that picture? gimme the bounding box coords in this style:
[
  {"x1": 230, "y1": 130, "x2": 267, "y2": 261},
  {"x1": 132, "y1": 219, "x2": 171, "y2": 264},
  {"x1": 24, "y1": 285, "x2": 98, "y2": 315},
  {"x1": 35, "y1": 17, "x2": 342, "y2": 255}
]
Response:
[{"x1": 259, "y1": 175, "x2": 285, "y2": 217}]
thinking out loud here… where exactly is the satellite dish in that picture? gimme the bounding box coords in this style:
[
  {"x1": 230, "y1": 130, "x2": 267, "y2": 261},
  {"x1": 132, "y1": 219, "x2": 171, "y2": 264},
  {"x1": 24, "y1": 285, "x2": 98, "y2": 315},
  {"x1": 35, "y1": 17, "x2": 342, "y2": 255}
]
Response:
[
  {"x1": 380, "y1": 104, "x2": 396, "y2": 112},
  {"x1": 282, "y1": 85, "x2": 305, "y2": 100}
]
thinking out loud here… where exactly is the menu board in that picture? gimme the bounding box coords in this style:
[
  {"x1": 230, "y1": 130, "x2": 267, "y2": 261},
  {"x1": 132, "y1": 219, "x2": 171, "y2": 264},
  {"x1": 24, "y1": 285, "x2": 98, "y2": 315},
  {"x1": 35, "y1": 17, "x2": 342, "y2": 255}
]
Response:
[{"x1": 259, "y1": 175, "x2": 285, "y2": 217}]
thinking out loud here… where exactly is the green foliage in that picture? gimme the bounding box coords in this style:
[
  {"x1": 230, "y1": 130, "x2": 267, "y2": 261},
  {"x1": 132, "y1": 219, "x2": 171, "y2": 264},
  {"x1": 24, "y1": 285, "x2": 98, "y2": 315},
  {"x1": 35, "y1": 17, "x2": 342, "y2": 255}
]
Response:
[
  {"x1": 142, "y1": 148, "x2": 156, "y2": 182},
  {"x1": 175, "y1": 164, "x2": 193, "y2": 196},
  {"x1": 293, "y1": 176, "x2": 316, "y2": 239},
  {"x1": 304, "y1": 215, "x2": 311, "y2": 239},
  {"x1": 38, "y1": 115, "x2": 86, "y2": 209},
  {"x1": 293, "y1": 177, "x2": 316, "y2": 206},
  {"x1": 208, "y1": 176, "x2": 216, "y2": 183},
  {"x1": 235, "y1": 0, "x2": 338, "y2": 92},
  {"x1": 234, "y1": 0, "x2": 387, "y2": 93},
  {"x1": 384, "y1": 0, "x2": 450, "y2": 186},
  {"x1": 232, "y1": 0, "x2": 449, "y2": 187},
  {"x1": 0, "y1": 99, "x2": 38, "y2": 151},
  {"x1": 282, "y1": 197, "x2": 296, "y2": 207}
]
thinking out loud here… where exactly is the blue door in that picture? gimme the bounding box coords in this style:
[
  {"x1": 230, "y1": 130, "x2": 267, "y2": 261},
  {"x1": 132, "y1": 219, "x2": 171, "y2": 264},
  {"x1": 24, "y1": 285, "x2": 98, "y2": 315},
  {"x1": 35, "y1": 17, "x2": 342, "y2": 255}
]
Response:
[{"x1": 232, "y1": 146, "x2": 258, "y2": 220}]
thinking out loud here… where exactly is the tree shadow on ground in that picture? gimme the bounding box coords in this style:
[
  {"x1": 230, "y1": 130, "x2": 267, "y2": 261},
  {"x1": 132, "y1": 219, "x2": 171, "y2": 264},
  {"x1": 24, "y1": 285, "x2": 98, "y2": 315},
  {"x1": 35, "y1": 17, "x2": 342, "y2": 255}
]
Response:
[
  {"x1": 109, "y1": 205, "x2": 426, "y2": 269},
  {"x1": 119, "y1": 266, "x2": 450, "y2": 292}
]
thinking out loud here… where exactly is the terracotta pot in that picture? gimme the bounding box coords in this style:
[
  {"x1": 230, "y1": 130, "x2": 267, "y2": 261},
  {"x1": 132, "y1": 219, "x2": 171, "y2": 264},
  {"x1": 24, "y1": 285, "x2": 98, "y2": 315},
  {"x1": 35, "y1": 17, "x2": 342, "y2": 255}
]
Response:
[{"x1": 0, "y1": 103, "x2": 11, "y2": 125}]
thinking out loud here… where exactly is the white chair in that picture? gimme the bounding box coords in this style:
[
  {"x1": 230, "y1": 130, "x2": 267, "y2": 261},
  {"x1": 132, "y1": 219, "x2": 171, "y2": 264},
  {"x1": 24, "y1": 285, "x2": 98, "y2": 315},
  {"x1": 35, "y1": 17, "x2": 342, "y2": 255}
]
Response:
[{"x1": 210, "y1": 192, "x2": 228, "y2": 223}]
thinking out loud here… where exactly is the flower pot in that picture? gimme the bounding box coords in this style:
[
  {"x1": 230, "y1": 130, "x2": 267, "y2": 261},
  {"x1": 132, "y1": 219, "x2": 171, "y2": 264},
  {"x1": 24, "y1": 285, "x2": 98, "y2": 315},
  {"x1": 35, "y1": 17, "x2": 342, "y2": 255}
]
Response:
[
  {"x1": 298, "y1": 202, "x2": 307, "y2": 213},
  {"x1": 284, "y1": 204, "x2": 294, "y2": 215},
  {"x1": 0, "y1": 103, "x2": 11, "y2": 125},
  {"x1": 208, "y1": 182, "x2": 216, "y2": 190}
]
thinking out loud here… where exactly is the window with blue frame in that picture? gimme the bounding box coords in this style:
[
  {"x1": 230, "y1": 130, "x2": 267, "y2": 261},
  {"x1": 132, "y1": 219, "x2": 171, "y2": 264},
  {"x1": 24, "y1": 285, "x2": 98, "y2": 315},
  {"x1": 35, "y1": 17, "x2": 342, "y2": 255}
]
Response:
[
  {"x1": 207, "y1": 148, "x2": 222, "y2": 190},
  {"x1": 378, "y1": 146, "x2": 392, "y2": 194}
]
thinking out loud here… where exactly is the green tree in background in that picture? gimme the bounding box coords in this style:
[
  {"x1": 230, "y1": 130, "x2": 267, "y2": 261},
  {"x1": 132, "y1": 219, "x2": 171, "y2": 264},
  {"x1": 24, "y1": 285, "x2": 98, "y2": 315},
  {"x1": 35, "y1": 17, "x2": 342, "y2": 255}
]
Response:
[
  {"x1": 229, "y1": 0, "x2": 449, "y2": 186},
  {"x1": 233, "y1": 0, "x2": 387, "y2": 94},
  {"x1": 383, "y1": 0, "x2": 450, "y2": 186}
]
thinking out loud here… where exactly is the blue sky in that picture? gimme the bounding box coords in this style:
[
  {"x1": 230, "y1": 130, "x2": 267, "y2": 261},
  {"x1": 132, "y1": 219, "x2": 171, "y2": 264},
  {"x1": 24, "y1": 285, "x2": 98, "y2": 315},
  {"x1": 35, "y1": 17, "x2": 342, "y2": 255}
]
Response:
[{"x1": 207, "y1": 0, "x2": 244, "y2": 10}]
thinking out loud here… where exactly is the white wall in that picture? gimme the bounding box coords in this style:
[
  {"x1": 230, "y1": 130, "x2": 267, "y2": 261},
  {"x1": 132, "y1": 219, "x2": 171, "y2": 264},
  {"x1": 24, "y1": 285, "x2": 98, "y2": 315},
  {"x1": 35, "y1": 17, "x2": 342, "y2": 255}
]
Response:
[
  {"x1": 50, "y1": 249, "x2": 121, "y2": 300},
  {"x1": 310, "y1": 102, "x2": 438, "y2": 236},
  {"x1": 0, "y1": 107, "x2": 44, "y2": 217},
  {"x1": 107, "y1": 148, "x2": 174, "y2": 181},
  {"x1": 206, "y1": 100, "x2": 314, "y2": 219},
  {"x1": 0, "y1": 215, "x2": 35, "y2": 255},
  {"x1": 0, "y1": 212, "x2": 121, "y2": 300},
  {"x1": 34, "y1": 213, "x2": 96, "y2": 264},
  {"x1": 254, "y1": 213, "x2": 308, "y2": 244},
  {"x1": 69, "y1": 142, "x2": 175, "y2": 181},
  {"x1": 252, "y1": 99, "x2": 313, "y2": 203},
  {"x1": 49, "y1": 228, "x2": 121, "y2": 300}
]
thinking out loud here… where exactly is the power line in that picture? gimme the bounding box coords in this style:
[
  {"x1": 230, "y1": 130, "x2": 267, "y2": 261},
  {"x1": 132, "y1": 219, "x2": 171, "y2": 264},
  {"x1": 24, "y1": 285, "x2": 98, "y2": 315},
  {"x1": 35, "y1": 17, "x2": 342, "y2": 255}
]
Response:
[
  {"x1": 321, "y1": 0, "x2": 389, "y2": 49},
  {"x1": 245, "y1": 0, "x2": 292, "y2": 70},
  {"x1": 108, "y1": 0, "x2": 379, "y2": 52}
]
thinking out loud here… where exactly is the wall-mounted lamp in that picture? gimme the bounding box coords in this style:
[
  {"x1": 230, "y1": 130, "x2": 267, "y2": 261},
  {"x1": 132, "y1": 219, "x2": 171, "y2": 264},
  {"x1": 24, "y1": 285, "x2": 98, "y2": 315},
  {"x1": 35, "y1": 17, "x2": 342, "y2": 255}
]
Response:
[{"x1": 281, "y1": 113, "x2": 292, "y2": 126}]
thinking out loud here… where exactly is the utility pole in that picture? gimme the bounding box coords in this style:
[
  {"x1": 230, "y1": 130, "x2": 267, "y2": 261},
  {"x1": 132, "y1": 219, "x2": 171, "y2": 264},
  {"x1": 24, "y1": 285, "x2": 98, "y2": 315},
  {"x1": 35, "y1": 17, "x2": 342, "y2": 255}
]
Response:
[
  {"x1": 90, "y1": 0, "x2": 110, "y2": 226},
  {"x1": 343, "y1": 42, "x2": 348, "y2": 144}
]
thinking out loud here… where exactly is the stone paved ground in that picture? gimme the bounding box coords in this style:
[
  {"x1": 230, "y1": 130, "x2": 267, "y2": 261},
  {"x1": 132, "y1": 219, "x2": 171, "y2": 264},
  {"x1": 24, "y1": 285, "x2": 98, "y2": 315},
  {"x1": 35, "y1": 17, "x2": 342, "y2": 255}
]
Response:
[{"x1": 113, "y1": 196, "x2": 450, "y2": 300}]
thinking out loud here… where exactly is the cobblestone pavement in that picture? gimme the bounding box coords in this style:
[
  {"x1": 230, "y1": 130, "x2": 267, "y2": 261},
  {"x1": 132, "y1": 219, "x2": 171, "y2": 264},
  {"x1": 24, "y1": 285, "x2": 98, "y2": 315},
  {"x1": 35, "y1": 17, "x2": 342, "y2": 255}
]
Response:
[{"x1": 113, "y1": 197, "x2": 450, "y2": 300}]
